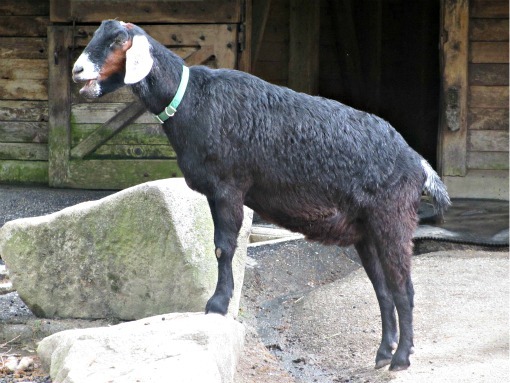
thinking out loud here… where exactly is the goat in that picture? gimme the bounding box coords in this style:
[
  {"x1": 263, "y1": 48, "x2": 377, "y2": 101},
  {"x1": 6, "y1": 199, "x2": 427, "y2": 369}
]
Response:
[{"x1": 72, "y1": 20, "x2": 451, "y2": 371}]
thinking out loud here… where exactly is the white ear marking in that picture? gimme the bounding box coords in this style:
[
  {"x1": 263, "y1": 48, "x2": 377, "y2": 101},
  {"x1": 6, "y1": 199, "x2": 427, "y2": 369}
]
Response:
[{"x1": 124, "y1": 35, "x2": 154, "y2": 84}]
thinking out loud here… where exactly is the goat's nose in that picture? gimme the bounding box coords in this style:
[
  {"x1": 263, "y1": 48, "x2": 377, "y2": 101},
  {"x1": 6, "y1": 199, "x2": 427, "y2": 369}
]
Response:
[{"x1": 73, "y1": 65, "x2": 83, "y2": 75}]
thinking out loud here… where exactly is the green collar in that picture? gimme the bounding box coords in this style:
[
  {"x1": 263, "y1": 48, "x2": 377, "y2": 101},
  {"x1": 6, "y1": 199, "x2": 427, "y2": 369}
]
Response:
[{"x1": 154, "y1": 65, "x2": 190, "y2": 124}]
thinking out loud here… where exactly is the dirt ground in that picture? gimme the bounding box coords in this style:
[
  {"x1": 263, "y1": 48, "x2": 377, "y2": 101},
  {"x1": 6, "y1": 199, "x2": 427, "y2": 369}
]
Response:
[
  {"x1": 234, "y1": 241, "x2": 509, "y2": 383},
  {"x1": 1, "y1": 241, "x2": 508, "y2": 383}
]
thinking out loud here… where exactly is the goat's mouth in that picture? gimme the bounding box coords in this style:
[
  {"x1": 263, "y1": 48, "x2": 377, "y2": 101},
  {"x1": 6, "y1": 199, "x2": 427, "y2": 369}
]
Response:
[{"x1": 77, "y1": 79, "x2": 101, "y2": 98}]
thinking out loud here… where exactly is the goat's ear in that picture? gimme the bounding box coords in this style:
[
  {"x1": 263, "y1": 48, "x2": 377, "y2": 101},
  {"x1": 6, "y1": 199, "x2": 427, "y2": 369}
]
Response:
[{"x1": 124, "y1": 35, "x2": 153, "y2": 84}]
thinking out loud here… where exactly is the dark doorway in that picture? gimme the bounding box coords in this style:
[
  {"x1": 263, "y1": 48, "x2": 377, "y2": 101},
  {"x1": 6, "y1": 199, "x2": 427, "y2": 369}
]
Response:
[{"x1": 320, "y1": 0, "x2": 440, "y2": 168}]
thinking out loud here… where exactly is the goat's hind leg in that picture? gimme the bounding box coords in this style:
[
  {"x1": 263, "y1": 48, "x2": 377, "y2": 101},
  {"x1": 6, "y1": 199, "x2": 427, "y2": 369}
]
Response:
[
  {"x1": 355, "y1": 240, "x2": 398, "y2": 369},
  {"x1": 205, "y1": 192, "x2": 244, "y2": 315}
]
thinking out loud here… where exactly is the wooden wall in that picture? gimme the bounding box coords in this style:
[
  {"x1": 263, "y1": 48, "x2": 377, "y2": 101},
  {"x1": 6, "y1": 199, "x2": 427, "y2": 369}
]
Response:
[
  {"x1": 445, "y1": 0, "x2": 509, "y2": 199},
  {"x1": 467, "y1": 0, "x2": 509, "y2": 172},
  {"x1": 0, "y1": 1, "x2": 50, "y2": 184}
]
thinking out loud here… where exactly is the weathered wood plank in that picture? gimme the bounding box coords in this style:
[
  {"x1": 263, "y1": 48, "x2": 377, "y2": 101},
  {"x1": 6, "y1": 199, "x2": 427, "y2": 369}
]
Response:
[
  {"x1": 70, "y1": 102, "x2": 146, "y2": 159},
  {"x1": 0, "y1": 101, "x2": 48, "y2": 122},
  {"x1": 0, "y1": 16, "x2": 49, "y2": 37},
  {"x1": 288, "y1": 0, "x2": 320, "y2": 94},
  {"x1": 0, "y1": 59, "x2": 48, "y2": 80},
  {"x1": 470, "y1": 0, "x2": 509, "y2": 18},
  {"x1": 0, "y1": 143, "x2": 48, "y2": 161},
  {"x1": 50, "y1": 0, "x2": 71, "y2": 23},
  {"x1": 66, "y1": 160, "x2": 182, "y2": 190},
  {"x1": 252, "y1": 0, "x2": 272, "y2": 69},
  {"x1": 65, "y1": 0, "x2": 241, "y2": 24},
  {"x1": 0, "y1": 160, "x2": 48, "y2": 185},
  {"x1": 470, "y1": 19, "x2": 509, "y2": 41},
  {"x1": 468, "y1": 130, "x2": 509, "y2": 151},
  {"x1": 469, "y1": 64, "x2": 509, "y2": 85},
  {"x1": 0, "y1": 0, "x2": 49, "y2": 16},
  {"x1": 72, "y1": 104, "x2": 155, "y2": 124},
  {"x1": 468, "y1": 107, "x2": 509, "y2": 130},
  {"x1": 0, "y1": 38, "x2": 47, "y2": 59},
  {"x1": 47, "y1": 25, "x2": 72, "y2": 187},
  {"x1": 71, "y1": 124, "x2": 168, "y2": 146},
  {"x1": 468, "y1": 151, "x2": 509, "y2": 170},
  {"x1": 470, "y1": 42, "x2": 509, "y2": 63},
  {"x1": 469, "y1": 86, "x2": 509, "y2": 108},
  {"x1": 439, "y1": 0, "x2": 469, "y2": 176},
  {"x1": 92, "y1": 144, "x2": 176, "y2": 159},
  {"x1": 0, "y1": 79, "x2": 47, "y2": 100},
  {"x1": 0, "y1": 121, "x2": 48, "y2": 143},
  {"x1": 444, "y1": 169, "x2": 508, "y2": 199}
]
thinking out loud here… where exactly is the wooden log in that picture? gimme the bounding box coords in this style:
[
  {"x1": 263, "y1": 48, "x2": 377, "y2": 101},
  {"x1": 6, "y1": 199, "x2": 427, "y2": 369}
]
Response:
[
  {"x1": 469, "y1": 85, "x2": 509, "y2": 108},
  {"x1": 468, "y1": 151, "x2": 509, "y2": 170},
  {"x1": 0, "y1": 160, "x2": 48, "y2": 185},
  {"x1": 470, "y1": 19, "x2": 509, "y2": 41},
  {"x1": 0, "y1": 16, "x2": 49, "y2": 37},
  {"x1": 0, "y1": 121, "x2": 48, "y2": 143},
  {"x1": 468, "y1": 130, "x2": 509, "y2": 151},
  {"x1": 469, "y1": 63, "x2": 509, "y2": 85},
  {"x1": 67, "y1": 159, "x2": 182, "y2": 190},
  {"x1": 470, "y1": 0, "x2": 509, "y2": 18},
  {"x1": 0, "y1": 38, "x2": 47, "y2": 59},
  {"x1": 470, "y1": 42, "x2": 509, "y2": 63},
  {"x1": 0, "y1": 101, "x2": 48, "y2": 122},
  {"x1": 0, "y1": 143, "x2": 48, "y2": 161},
  {"x1": 468, "y1": 107, "x2": 509, "y2": 130}
]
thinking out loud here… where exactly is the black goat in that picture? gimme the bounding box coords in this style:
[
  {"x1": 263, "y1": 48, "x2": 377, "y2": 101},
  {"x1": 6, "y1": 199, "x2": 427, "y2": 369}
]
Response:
[{"x1": 73, "y1": 20, "x2": 450, "y2": 371}]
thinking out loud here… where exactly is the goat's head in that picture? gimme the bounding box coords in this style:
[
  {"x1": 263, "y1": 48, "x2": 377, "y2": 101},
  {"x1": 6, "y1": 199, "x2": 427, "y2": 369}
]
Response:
[{"x1": 72, "y1": 20, "x2": 154, "y2": 98}]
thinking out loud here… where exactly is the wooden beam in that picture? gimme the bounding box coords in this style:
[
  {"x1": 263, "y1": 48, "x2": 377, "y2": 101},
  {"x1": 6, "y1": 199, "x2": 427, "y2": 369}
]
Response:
[
  {"x1": 47, "y1": 25, "x2": 73, "y2": 187},
  {"x1": 288, "y1": 0, "x2": 320, "y2": 94},
  {"x1": 438, "y1": 0, "x2": 469, "y2": 177},
  {"x1": 251, "y1": 0, "x2": 272, "y2": 71},
  {"x1": 70, "y1": 101, "x2": 146, "y2": 159}
]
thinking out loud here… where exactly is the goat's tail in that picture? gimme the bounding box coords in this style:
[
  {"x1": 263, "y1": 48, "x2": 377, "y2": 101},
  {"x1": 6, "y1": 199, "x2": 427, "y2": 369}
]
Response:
[{"x1": 421, "y1": 159, "x2": 451, "y2": 215}]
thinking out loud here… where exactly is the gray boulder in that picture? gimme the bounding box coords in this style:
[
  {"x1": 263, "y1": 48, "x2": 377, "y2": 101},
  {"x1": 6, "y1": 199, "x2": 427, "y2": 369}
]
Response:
[
  {"x1": 38, "y1": 312, "x2": 245, "y2": 383},
  {"x1": 0, "y1": 179, "x2": 252, "y2": 320}
]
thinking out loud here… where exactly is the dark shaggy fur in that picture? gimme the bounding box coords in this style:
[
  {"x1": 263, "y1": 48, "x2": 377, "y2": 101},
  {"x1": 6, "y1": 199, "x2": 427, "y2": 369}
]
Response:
[{"x1": 73, "y1": 20, "x2": 451, "y2": 371}]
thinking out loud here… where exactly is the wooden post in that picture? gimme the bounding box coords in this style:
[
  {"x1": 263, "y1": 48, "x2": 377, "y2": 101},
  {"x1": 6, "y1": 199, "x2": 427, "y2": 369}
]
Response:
[
  {"x1": 251, "y1": 0, "x2": 272, "y2": 71},
  {"x1": 288, "y1": 0, "x2": 320, "y2": 94},
  {"x1": 48, "y1": 26, "x2": 73, "y2": 187},
  {"x1": 439, "y1": 0, "x2": 469, "y2": 177}
]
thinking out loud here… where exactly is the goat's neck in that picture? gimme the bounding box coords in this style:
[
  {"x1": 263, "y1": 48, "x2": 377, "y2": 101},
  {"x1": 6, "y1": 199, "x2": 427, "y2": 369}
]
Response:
[{"x1": 131, "y1": 38, "x2": 185, "y2": 115}]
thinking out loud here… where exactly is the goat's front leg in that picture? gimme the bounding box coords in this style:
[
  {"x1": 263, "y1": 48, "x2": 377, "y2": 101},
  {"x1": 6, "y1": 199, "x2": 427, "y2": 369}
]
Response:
[{"x1": 205, "y1": 193, "x2": 244, "y2": 315}]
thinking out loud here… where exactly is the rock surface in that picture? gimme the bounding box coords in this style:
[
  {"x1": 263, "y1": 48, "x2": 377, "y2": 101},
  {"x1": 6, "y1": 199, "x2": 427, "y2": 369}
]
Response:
[
  {"x1": 0, "y1": 179, "x2": 252, "y2": 320},
  {"x1": 37, "y1": 312, "x2": 245, "y2": 383}
]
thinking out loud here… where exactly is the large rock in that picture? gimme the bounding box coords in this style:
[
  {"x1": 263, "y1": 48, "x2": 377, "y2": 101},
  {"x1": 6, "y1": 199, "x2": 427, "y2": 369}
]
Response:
[
  {"x1": 0, "y1": 179, "x2": 252, "y2": 320},
  {"x1": 37, "y1": 312, "x2": 245, "y2": 383}
]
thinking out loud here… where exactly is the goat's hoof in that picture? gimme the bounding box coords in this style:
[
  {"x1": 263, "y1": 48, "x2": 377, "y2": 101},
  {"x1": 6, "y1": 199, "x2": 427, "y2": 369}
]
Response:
[
  {"x1": 205, "y1": 295, "x2": 229, "y2": 315},
  {"x1": 389, "y1": 354, "x2": 410, "y2": 371},
  {"x1": 375, "y1": 358, "x2": 392, "y2": 369}
]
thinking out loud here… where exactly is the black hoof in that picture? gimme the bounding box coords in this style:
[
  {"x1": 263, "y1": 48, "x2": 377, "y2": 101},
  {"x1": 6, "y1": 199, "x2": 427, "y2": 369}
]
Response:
[
  {"x1": 205, "y1": 294, "x2": 230, "y2": 315},
  {"x1": 375, "y1": 358, "x2": 392, "y2": 369},
  {"x1": 389, "y1": 352, "x2": 410, "y2": 371}
]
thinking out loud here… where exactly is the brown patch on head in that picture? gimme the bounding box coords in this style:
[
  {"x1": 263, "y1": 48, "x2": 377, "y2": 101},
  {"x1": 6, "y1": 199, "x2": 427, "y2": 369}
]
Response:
[{"x1": 98, "y1": 39, "x2": 132, "y2": 81}]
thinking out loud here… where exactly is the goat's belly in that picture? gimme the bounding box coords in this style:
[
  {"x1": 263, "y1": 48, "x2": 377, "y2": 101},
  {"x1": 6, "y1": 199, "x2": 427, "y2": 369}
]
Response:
[{"x1": 245, "y1": 192, "x2": 361, "y2": 246}]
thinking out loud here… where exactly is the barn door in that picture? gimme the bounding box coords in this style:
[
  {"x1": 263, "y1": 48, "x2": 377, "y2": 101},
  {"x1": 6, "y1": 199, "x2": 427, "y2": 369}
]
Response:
[{"x1": 48, "y1": 0, "x2": 249, "y2": 189}]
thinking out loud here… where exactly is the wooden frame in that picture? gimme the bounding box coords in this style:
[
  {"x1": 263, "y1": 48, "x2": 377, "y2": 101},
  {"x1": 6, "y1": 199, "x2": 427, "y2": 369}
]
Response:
[{"x1": 439, "y1": 0, "x2": 469, "y2": 177}]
